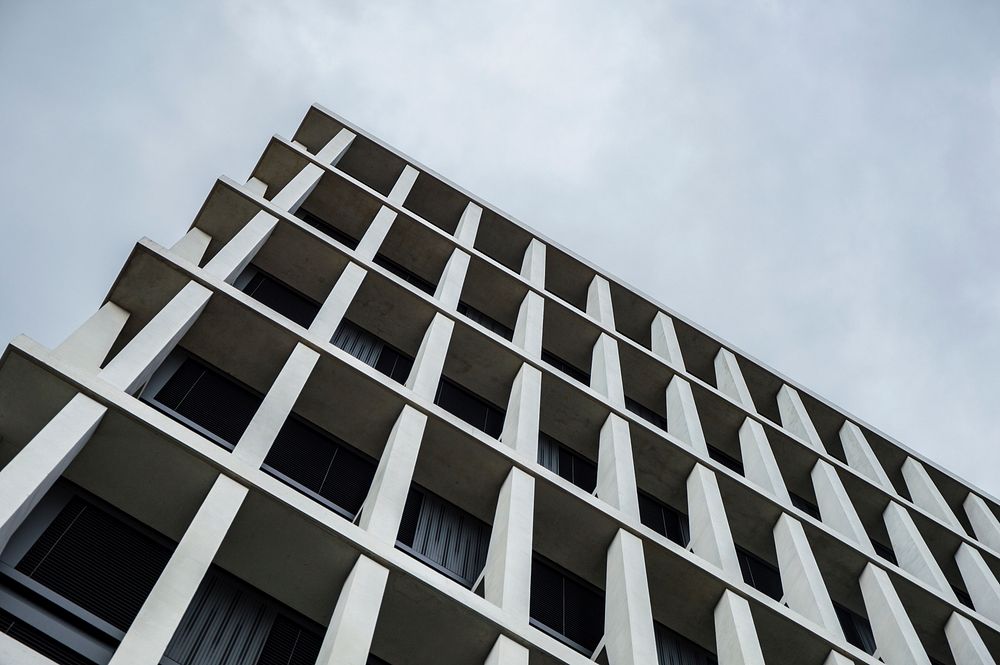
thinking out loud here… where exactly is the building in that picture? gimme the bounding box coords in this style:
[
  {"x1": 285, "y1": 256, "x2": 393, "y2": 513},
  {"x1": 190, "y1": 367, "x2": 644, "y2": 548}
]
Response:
[{"x1": 0, "y1": 104, "x2": 997, "y2": 665}]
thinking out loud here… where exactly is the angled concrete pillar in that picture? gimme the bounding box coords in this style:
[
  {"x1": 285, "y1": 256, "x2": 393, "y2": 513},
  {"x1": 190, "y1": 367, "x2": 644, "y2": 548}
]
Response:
[
  {"x1": 359, "y1": 406, "x2": 428, "y2": 542},
  {"x1": 109, "y1": 475, "x2": 248, "y2": 665},
  {"x1": 271, "y1": 163, "x2": 324, "y2": 212},
  {"x1": 484, "y1": 634, "x2": 528, "y2": 665},
  {"x1": 203, "y1": 210, "x2": 279, "y2": 283},
  {"x1": 500, "y1": 363, "x2": 541, "y2": 460},
  {"x1": 52, "y1": 301, "x2": 130, "y2": 372},
  {"x1": 315, "y1": 127, "x2": 356, "y2": 165},
  {"x1": 0, "y1": 394, "x2": 106, "y2": 551},
  {"x1": 355, "y1": 206, "x2": 397, "y2": 261},
  {"x1": 484, "y1": 468, "x2": 534, "y2": 620},
  {"x1": 316, "y1": 555, "x2": 389, "y2": 665},
  {"x1": 883, "y1": 501, "x2": 956, "y2": 600},
  {"x1": 965, "y1": 493, "x2": 1000, "y2": 553},
  {"x1": 715, "y1": 349, "x2": 756, "y2": 412},
  {"x1": 945, "y1": 613, "x2": 997, "y2": 665},
  {"x1": 811, "y1": 460, "x2": 874, "y2": 554},
  {"x1": 777, "y1": 385, "x2": 825, "y2": 452},
  {"x1": 512, "y1": 291, "x2": 543, "y2": 358},
  {"x1": 859, "y1": 563, "x2": 932, "y2": 665},
  {"x1": 455, "y1": 202, "x2": 482, "y2": 248},
  {"x1": 650, "y1": 312, "x2": 685, "y2": 371},
  {"x1": 310, "y1": 263, "x2": 366, "y2": 341},
  {"x1": 773, "y1": 514, "x2": 843, "y2": 637},
  {"x1": 840, "y1": 421, "x2": 894, "y2": 492},
  {"x1": 597, "y1": 413, "x2": 640, "y2": 519},
  {"x1": 687, "y1": 464, "x2": 740, "y2": 576},
  {"x1": 902, "y1": 457, "x2": 964, "y2": 532},
  {"x1": 714, "y1": 590, "x2": 766, "y2": 665},
  {"x1": 591, "y1": 333, "x2": 625, "y2": 408},
  {"x1": 587, "y1": 275, "x2": 615, "y2": 328},
  {"x1": 170, "y1": 227, "x2": 212, "y2": 265},
  {"x1": 739, "y1": 418, "x2": 790, "y2": 504},
  {"x1": 405, "y1": 313, "x2": 454, "y2": 399},
  {"x1": 245, "y1": 177, "x2": 268, "y2": 197},
  {"x1": 99, "y1": 281, "x2": 212, "y2": 394},
  {"x1": 520, "y1": 238, "x2": 546, "y2": 287},
  {"x1": 956, "y1": 543, "x2": 1000, "y2": 623},
  {"x1": 823, "y1": 652, "x2": 855, "y2": 665},
  {"x1": 387, "y1": 165, "x2": 419, "y2": 205},
  {"x1": 666, "y1": 375, "x2": 709, "y2": 456},
  {"x1": 232, "y1": 343, "x2": 320, "y2": 469},
  {"x1": 605, "y1": 529, "x2": 658, "y2": 665},
  {"x1": 434, "y1": 248, "x2": 470, "y2": 310}
]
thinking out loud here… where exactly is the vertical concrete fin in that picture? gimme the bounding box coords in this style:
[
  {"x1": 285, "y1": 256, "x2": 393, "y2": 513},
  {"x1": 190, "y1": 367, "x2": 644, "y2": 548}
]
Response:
[
  {"x1": 955, "y1": 543, "x2": 1000, "y2": 623},
  {"x1": 484, "y1": 468, "x2": 535, "y2": 620},
  {"x1": 520, "y1": 239, "x2": 546, "y2": 287},
  {"x1": 945, "y1": 612, "x2": 998, "y2": 665},
  {"x1": 52, "y1": 302, "x2": 130, "y2": 372},
  {"x1": 500, "y1": 363, "x2": 542, "y2": 460},
  {"x1": 484, "y1": 635, "x2": 529, "y2": 665},
  {"x1": 512, "y1": 291, "x2": 544, "y2": 358},
  {"x1": 714, "y1": 348, "x2": 756, "y2": 412},
  {"x1": 434, "y1": 248, "x2": 470, "y2": 310},
  {"x1": 773, "y1": 514, "x2": 844, "y2": 637},
  {"x1": 455, "y1": 202, "x2": 482, "y2": 248},
  {"x1": 245, "y1": 177, "x2": 268, "y2": 197},
  {"x1": 859, "y1": 563, "x2": 932, "y2": 665},
  {"x1": 902, "y1": 457, "x2": 964, "y2": 532},
  {"x1": 310, "y1": 263, "x2": 367, "y2": 342},
  {"x1": 316, "y1": 555, "x2": 390, "y2": 665},
  {"x1": 586, "y1": 275, "x2": 616, "y2": 328},
  {"x1": 203, "y1": 210, "x2": 279, "y2": 283},
  {"x1": 687, "y1": 464, "x2": 741, "y2": 576},
  {"x1": 271, "y1": 163, "x2": 325, "y2": 212},
  {"x1": 387, "y1": 165, "x2": 419, "y2": 205},
  {"x1": 405, "y1": 313, "x2": 454, "y2": 400},
  {"x1": 170, "y1": 227, "x2": 212, "y2": 266},
  {"x1": 839, "y1": 421, "x2": 894, "y2": 491},
  {"x1": 597, "y1": 413, "x2": 640, "y2": 520},
  {"x1": 355, "y1": 206, "x2": 397, "y2": 261},
  {"x1": 605, "y1": 530, "x2": 658, "y2": 665},
  {"x1": 964, "y1": 493, "x2": 1000, "y2": 552},
  {"x1": 315, "y1": 127, "x2": 356, "y2": 165},
  {"x1": 883, "y1": 501, "x2": 956, "y2": 600},
  {"x1": 739, "y1": 418, "x2": 790, "y2": 504},
  {"x1": 824, "y1": 652, "x2": 855, "y2": 665},
  {"x1": 650, "y1": 312, "x2": 685, "y2": 370},
  {"x1": 666, "y1": 375, "x2": 709, "y2": 456},
  {"x1": 714, "y1": 590, "x2": 767, "y2": 665},
  {"x1": 591, "y1": 333, "x2": 625, "y2": 408},
  {"x1": 811, "y1": 459, "x2": 875, "y2": 554},
  {"x1": 777, "y1": 385, "x2": 825, "y2": 452}
]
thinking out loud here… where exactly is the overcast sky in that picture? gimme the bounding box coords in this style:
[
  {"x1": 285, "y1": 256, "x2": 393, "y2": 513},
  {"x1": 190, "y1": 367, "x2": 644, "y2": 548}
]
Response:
[{"x1": 1, "y1": 2, "x2": 999, "y2": 495}]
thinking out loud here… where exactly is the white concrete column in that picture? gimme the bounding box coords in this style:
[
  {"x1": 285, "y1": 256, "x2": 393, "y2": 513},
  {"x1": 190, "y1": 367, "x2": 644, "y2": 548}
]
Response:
[
  {"x1": 359, "y1": 406, "x2": 428, "y2": 542},
  {"x1": 387, "y1": 165, "x2": 419, "y2": 205},
  {"x1": 52, "y1": 302, "x2": 130, "y2": 372},
  {"x1": 739, "y1": 418, "x2": 790, "y2": 504},
  {"x1": 714, "y1": 590, "x2": 766, "y2": 665},
  {"x1": 650, "y1": 312, "x2": 685, "y2": 371},
  {"x1": 839, "y1": 421, "x2": 894, "y2": 492},
  {"x1": 316, "y1": 555, "x2": 390, "y2": 665},
  {"x1": 434, "y1": 248, "x2": 471, "y2": 310},
  {"x1": 591, "y1": 333, "x2": 625, "y2": 408},
  {"x1": 455, "y1": 202, "x2": 482, "y2": 248},
  {"x1": 0, "y1": 394, "x2": 106, "y2": 550},
  {"x1": 597, "y1": 413, "x2": 640, "y2": 520},
  {"x1": 605, "y1": 529, "x2": 658, "y2": 665},
  {"x1": 859, "y1": 563, "x2": 932, "y2": 665},
  {"x1": 687, "y1": 464, "x2": 741, "y2": 576},
  {"x1": 484, "y1": 634, "x2": 528, "y2": 665},
  {"x1": 310, "y1": 263, "x2": 367, "y2": 341},
  {"x1": 964, "y1": 493, "x2": 1000, "y2": 553},
  {"x1": 520, "y1": 239, "x2": 546, "y2": 287},
  {"x1": 203, "y1": 210, "x2": 279, "y2": 283},
  {"x1": 715, "y1": 349, "x2": 756, "y2": 412},
  {"x1": 405, "y1": 313, "x2": 454, "y2": 400},
  {"x1": 245, "y1": 177, "x2": 268, "y2": 197},
  {"x1": 666, "y1": 375, "x2": 709, "y2": 456},
  {"x1": 271, "y1": 164, "x2": 324, "y2": 212},
  {"x1": 811, "y1": 459, "x2": 875, "y2": 554},
  {"x1": 499, "y1": 363, "x2": 541, "y2": 460},
  {"x1": 484, "y1": 468, "x2": 534, "y2": 620},
  {"x1": 902, "y1": 457, "x2": 964, "y2": 532},
  {"x1": 110, "y1": 475, "x2": 248, "y2": 665},
  {"x1": 777, "y1": 385, "x2": 825, "y2": 452},
  {"x1": 0, "y1": 632, "x2": 60, "y2": 665},
  {"x1": 232, "y1": 343, "x2": 320, "y2": 468},
  {"x1": 315, "y1": 127, "x2": 356, "y2": 165},
  {"x1": 512, "y1": 291, "x2": 544, "y2": 358},
  {"x1": 824, "y1": 652, "x2": 854, "y2": 665},
  {"x1": 945, "y1": 613, "x2": 998, "y2": 665},
  {"x1": 956, "y1": 543, "x2": 1000, "y2": 623},
  {"x1": 99, "y1": 281, "x2": 212, "y2": 394},
  {"x1": 170, "y1": 227, "x2": 212, "y2": 265},
  {"x1": 883, "y1": 501, "x2": 956, "y2": 600},
  {"x1": 355, "y1": 206, "x2": 397, "y2": 262},
  {"x1": 587, "y1": 275, "x2": 615, "y2": 328},
  {"x1": 773, "y1": 514, "x2": 844, "y2": 637}
]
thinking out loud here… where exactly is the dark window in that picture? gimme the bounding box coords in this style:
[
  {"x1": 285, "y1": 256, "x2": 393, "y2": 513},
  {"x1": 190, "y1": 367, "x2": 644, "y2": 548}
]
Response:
[
  {"x1": 434, "y1": 378, "x2": 506, "y2": 438},
  {"x1": 294, "y1": 207, "x2": 360, "y2": 249},
  {"x1": 790, "y1": 492, "x2": 821, "y2": 521},
  {"x1": 625, "y1": 397, "x2": 669, "y2": 431},
  {"x1": 234, "y1": 265, "x2": 321, "y2": 328},
  {"x1": 735, "y1": 547, "x2": 782, "y2": 601},
  {"x1": 537, "y1": 432, "x2": 597, "y2": 493},
  {"x1": 0, "y1": 608, "x2": 98, "y2": 665},
  {"x1": 262, "y1": 415, "x2": 376, "y2": 519},
  {"x1": 530, "y1": 557, "x2": 605, "y2": 655},
  {"x1": 540, "y1": 350, "x2": 590, "y2": 385},
  {"x1": 707, "y1": 445, "x2": 744, "y2": 476},
  {"x1": 654, "y1": 621, "x2": 717, "y2": 665},
  {"x1": 373, "y1": 254, "x2": 435, "y2": 294},
  {"x1": 396, "y1": 487, "x2": 491, "y2": 588},
  {"x1": 953, "y1": 584, "x2": 974, "y2": 610},
  {"x1": 834, "y1": 602, "x2": 877, "y2": 655},
  {"x1": 331, "y1": 319, "x2": 414, "y2": 384},
  {"x1": 872, "y1": 540, "x2": 897, "y2": 566},
  {"x1": 638, "y1": 492, "x2": 689, "y2": 547},
  {"x1": 457, "y1": 302, "x2": 513, "y2": 340},
  {"x1": 144, "y1": 355, "x2": 263, "y2": 450},
  {"x1": 368, "y1": 656, "x2": 391, "y2": 665}
]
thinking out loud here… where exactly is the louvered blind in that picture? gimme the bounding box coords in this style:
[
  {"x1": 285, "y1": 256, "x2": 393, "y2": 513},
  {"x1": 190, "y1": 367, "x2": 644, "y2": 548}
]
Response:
[
  {"x1": 529, "y1": 558, "x2": 604, "y2": 654},
  {"x1": 638, "y1": 492, "x2": 689, "y2": 547},
  {"x1": 331, "y1": 320, "x2": 413, "y2": 384},
  {"x1": 834, "y1": 602, "x2": 877, "y2": 655},
  {"x1": 537, "y1": 432, "x2": 597, "y2": 493},
  {"x1": 294, "y1": 208, "x2": 360, "y2": 250},
  {"x1": 735, "y1": 547, "x2": 782, "y2": 601},
  {"x1": 434, "y1": 378, "x2": 505, "y2": 438},
  {"x1": 239, "y1": 268, "x2": 321, "y2": 328},
  {"x1": 457, "y1": 302, "x2": 513, "y2": 340},
  {"x1": 654, "y1": 621, "x2": 717, "y2": 665},
  {"x1": 0, "y1": 609, "x2": 95, "y2": 665}
]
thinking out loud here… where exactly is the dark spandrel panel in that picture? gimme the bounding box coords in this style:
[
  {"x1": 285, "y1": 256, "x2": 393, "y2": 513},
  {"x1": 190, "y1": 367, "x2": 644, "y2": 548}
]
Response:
[
  {"x1": 319, "y1": 444, "x2": 376, "y2": 518},
  {"x1": 834, "y1": 603, "x2": 877, "y2": 655},
  {"x1": 529, "y1": 559, "x2": 565, "y2": 639},
  {"x1": 624, "y1": 397, "x2": 669, "y2": 431},
  {"x1": 257, "y1": 614, "x2": 323, "y2": 665},
  {"x1": 0, "y1": 609, "x2": 96, "y2": 665},
  {"x1": 562, "y1": 574, "x2": 605, "y2": 653},
  {"x1": 654, "y1": 621, "x2": 717, "y2": 665},
  {"x1": 372, "y1": 254, "x2": 436, "y2": 294},
  {"x1": 540, "y1": 349, "x2": 590, "y2": 385},
  {"x1": 397, "y1": 489, "x2": 424, "y2": 546},
  {"x1": 241, "y1": 270, "x2": 320, "y2": 328},
  {"x1": 638, "y1": 492, "x2": 689, "y2": 547},
  {"x1": 294, "y1": 207, "x2": 360, "y2": 249},
  {"x1": 735, "y1": 547, "x2": 783, "y2": 601},
  {"x1": 872, "y1": 540, "x2": 897, "y2": 566},
  {"x1": 434, "y1": 379, "x2": 505, "y2": 439},
  {"x1": 530, "y1": 558, "x2": 605, "y2": 655},
  {"x1": 16, "y1": 498, "x2": 173, "y2": 633},
  {"x1": 789, "y1": 493, "x2": 821, "y2": 521},
  {"x1": 707, "y1": 445, "x2": 744, "y2": 476},
  {"x1": 539, "y1": 432, "x2": 598, "y2": 493},
  {"x1": 457, "y1": 301, "x2": 513, "y2": 340}
]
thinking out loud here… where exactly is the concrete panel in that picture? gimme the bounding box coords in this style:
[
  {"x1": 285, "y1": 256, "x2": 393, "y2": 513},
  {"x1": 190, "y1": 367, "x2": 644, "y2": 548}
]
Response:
[
  {"x1": 714, "y1": 590, "x2": 766, "y2": 665},
  {"x1": 812, "y1": 460, "x2": 874, "y2": 554},
  {"x1": 203, "y1": 210, "x2": 279, "y2": 283},
  {"x1": 859, "y1": 563, "x2": 931, "y2": 665},
  {"x1": 688, "y1": 464, "x2": 740, "y2": 576},
  {"x1": 605, "y1": 529, "x2": 658, "y2": 665},
  {"x1": 773, "y1": 514, "x2": 843, "y2": 637},
  {"x1": 317, "y1": 555, "x2": 390, "y2": 665},
  {"x1": 271, "y1": 163, "x2": 324, "y2": 212},
  {"x1": 587, "y1": 275, "x2": 616, "y2": 328},
  {"x1": 356, "y1": 206, "x2": 398, "y2": 261},
  {"x1": 484, "y1": 634, "x2": 528, "y2": 665},
  {"x1": 715, "y1": 349, "x2": 755, "y2": 412},
  {"x1": 405, "y1": 313, "x2": 454, "y2": 399},
  {"x1": 310, "y1": 263, "x2": 367, "y2": 341},
  {"x1": 965, "y1": 493, "x2": 1000, "y2": 553},
  {"x1": 591, "y1": 334, "x2": 625, "y2": 408},
  {"x1": 883, "y1": 501, "x2": 956, "y2": 600},
  {"x1": 945, "y1": 612, "x2": 997, "y2": 665},
  {"x1": 484, "y1": 468, "x2": 534, "y2": 620},
  {"x1": 435, "y1": 249, "x2": 471, "y2": 310},
  {"x1": 666, "y1": 375, "x2": 709, "y2": 456},
  {"x1": 739, "y1": 417, "x2": 790, "y2": 504},
  {"x1": 388, "y1": 165, "x2": 419, "y2": 204},
  {"x1": 777, "y1": 385, "x2": 825, "y2": 452},
  {"x1": 520, "y1": 239, "x2": 546, "y2": 287},
  {"x1": 455, "y1": 202, "x2": 482, "y2": 248},
  {"x1": 650, "y1": 312, "x2": 685, "y2": 371},
  {"x1": 500, "y1": 363, "x2": 542, "y2": 460},
  {"x1": 839, "y1": 421, "x2": 894, "y2": 492},
  {"x1": 597, "y1": 413, "x2": 640, "y2": 520},
  {"x1": 169, "y1": 227, "x2": 212, "y2": 266},
  {"x1": 955, "y1": 543, "x2": 1000, "y2": 623},
  {"x1": 902, "y1": 457, "x2": 964, "y2": 532},
  {"x1": 315, "y1": 127, "x2": 356, "y2": 165},
  {"x1": 52, "y1": 302, "x2": 130, "y2": 373}
]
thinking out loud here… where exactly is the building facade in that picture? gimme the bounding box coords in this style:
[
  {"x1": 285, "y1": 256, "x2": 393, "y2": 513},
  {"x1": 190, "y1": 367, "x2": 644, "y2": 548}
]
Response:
[{"x1": 0, "y1": 104, "x2": 998, "y2": 665}]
